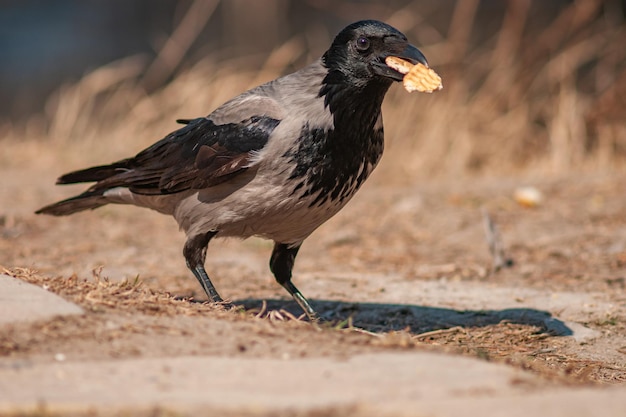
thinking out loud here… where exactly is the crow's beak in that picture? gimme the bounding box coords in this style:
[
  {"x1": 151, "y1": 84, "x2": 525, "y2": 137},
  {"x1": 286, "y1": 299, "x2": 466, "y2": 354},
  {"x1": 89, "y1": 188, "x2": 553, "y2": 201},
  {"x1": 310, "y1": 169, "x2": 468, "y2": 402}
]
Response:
[
  {"x1": 375, "y1": 43, "x2": 429, "y2": 82},
  {"x1": 396, "y1": 44, "x2": 428, "y2": 67}
]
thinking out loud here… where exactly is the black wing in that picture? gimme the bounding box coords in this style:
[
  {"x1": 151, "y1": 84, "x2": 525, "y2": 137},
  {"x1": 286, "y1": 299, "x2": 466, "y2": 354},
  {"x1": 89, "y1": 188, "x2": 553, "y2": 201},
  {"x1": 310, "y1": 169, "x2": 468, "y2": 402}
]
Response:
[{"x1": 59, "y1": 115, "x2": 280, "y2": 195}]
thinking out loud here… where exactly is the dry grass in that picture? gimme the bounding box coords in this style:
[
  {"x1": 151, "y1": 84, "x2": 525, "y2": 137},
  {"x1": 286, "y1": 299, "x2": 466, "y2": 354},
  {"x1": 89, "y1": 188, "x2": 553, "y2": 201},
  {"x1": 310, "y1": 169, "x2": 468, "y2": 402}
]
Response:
[
  {"x1": 1, "y1": 1, "x2": 624, "y2": 180},
  {"x1": 410, "y1": 323, "x2": 626, "y2": 385},
  {"x1": 1, "y1": 265, "x2": 227, "y2": 317}
]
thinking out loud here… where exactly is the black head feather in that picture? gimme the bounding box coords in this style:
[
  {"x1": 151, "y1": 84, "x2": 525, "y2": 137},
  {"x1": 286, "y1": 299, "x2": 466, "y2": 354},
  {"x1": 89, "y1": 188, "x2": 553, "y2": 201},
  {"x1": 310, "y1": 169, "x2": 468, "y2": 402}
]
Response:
[
  {"x1": 319, "y1": 20, "x2": 426, "y2": 121},
  {"x1": 322, "y1": 20, "x2": 411, "y2": 87}
]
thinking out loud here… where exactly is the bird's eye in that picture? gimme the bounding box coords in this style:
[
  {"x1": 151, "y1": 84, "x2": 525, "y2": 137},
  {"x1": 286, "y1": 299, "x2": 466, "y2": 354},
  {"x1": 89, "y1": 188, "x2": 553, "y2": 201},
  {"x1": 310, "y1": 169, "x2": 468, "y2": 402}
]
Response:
[{"x1": 356, "y1": 36, "x2": 370, "y2": 52}]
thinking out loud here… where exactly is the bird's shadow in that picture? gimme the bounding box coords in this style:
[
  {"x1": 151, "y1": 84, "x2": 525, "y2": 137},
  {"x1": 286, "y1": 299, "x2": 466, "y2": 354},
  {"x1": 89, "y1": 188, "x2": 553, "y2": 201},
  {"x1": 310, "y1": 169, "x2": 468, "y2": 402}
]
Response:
[{"x1": 232, "y1": 298, "x2": 573, "y2": 336}]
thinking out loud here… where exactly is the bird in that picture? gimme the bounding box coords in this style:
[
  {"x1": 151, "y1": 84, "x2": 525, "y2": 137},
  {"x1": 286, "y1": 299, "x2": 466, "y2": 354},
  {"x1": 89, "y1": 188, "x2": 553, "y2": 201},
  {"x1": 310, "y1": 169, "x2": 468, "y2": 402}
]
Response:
[{"x1": 36, "y1": 20, "x2": 430, "y2": 321}]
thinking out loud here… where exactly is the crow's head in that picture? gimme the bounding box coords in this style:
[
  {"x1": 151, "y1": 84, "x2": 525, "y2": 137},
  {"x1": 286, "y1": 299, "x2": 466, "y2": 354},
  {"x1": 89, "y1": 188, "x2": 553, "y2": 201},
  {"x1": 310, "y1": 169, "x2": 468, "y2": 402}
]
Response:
[{"x1": 322, "y1": 20, "x2": 428, "y2": 89}]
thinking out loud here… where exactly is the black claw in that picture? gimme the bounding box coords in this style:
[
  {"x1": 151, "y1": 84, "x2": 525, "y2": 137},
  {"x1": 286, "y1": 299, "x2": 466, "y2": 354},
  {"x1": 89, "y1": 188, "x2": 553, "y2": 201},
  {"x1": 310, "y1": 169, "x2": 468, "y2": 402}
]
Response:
[
  {"x1": 191, "y1": 265, "x2": 223, "y2": 303},
  {"x1": 283, "y1": 280, "x2": 319, "y2": 322}
]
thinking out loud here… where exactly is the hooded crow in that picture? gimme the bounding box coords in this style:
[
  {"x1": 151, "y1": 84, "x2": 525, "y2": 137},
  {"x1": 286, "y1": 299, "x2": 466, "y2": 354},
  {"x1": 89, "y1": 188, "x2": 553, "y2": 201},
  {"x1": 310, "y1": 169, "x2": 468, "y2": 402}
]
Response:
[{"x1": 37, "y1": 20, "x2": 431, "y2": 320}]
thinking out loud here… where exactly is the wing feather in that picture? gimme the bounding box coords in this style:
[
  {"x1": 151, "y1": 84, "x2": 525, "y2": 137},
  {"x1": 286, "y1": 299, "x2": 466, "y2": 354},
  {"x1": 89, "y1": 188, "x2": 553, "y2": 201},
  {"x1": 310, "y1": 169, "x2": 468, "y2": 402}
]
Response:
[
  {"x1": 56, "y1": 93, "x2": 284, "y2": 195},
  {"x1": 74, "y1": 94, "x2": 283, "y2": 195},
  {"x1": 120, "y1": 115, "x2": 279, "y2": 195}
]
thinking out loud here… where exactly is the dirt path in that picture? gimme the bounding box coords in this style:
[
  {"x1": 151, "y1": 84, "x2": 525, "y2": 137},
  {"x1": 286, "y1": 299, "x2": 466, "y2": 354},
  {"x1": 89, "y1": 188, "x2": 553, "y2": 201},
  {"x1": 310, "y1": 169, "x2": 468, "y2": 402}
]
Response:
[{"x1": 1, "y1": 161, "x2": 625, "y2": 414}]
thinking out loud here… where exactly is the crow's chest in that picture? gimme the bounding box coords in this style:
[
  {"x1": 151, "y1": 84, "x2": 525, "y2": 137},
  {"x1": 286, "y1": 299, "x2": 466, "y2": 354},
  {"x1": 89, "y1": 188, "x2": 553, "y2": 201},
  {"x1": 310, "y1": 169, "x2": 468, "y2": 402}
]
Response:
[{"x1": 284, "y1": 123, "x2": 384, "y2": 208}]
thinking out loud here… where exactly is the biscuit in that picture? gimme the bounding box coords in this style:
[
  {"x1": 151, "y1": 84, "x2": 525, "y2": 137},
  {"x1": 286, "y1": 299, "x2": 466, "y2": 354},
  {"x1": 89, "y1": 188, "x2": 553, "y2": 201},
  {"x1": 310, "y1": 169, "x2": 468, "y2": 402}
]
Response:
[{"x1": 385, "y1": 56, "x2": 443, "y2": 93}]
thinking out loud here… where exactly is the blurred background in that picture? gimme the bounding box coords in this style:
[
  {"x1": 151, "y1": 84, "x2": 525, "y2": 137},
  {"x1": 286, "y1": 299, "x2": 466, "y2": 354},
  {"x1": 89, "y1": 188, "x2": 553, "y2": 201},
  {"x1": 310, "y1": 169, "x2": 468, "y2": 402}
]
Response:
[{"x1": 1, "y1": 0, "x2": 625, "y2": 178}]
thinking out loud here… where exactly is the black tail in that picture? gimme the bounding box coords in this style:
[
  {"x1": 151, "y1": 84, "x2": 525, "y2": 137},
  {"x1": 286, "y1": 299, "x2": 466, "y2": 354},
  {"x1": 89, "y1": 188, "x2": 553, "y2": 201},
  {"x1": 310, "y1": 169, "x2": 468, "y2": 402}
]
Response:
[
  {"x1": 36, "y1": 190, "x2": 109, "y2": 216},
  {"x1": 56, "y1": 159, "x2": 132, "y2": 185},
  {"x1": 37, "y1": 159, "x2": 133, "y2": 216}
]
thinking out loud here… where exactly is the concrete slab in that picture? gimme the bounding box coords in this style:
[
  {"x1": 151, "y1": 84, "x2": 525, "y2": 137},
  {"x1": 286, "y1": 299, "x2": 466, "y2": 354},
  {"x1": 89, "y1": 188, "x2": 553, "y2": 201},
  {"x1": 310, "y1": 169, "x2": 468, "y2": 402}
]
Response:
[
  {"x1": 0, "y1": 274, "x2": 83, "y2": 325},
  {"x1": 0, "y1": 352, "x2": 624, "y2": 416}
]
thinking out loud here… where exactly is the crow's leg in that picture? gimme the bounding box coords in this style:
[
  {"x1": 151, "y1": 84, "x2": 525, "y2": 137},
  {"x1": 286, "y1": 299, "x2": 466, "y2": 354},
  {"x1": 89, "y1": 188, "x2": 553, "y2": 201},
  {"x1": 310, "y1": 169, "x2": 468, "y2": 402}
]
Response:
[
  {"x1": 183, "y1": 231, "x2": 223, "y2": 303},
  {"x1": 269, "y1": 242, "x2": 319, "y2": 321}
]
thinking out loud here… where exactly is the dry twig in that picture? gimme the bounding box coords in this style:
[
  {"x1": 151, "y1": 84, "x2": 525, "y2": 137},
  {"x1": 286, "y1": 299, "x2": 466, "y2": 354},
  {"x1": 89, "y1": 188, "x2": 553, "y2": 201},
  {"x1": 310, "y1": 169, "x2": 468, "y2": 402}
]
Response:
[{"x1": 482, "y1": 208, "x2": 514, "y2": 272}]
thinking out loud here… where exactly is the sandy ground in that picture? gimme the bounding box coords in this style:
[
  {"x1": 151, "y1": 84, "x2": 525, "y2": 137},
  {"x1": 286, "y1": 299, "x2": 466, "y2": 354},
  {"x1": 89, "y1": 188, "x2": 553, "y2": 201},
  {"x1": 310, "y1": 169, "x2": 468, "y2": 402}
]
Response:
[{"x1": 0, "y1": 152, "x2": 625, "y2": 414}]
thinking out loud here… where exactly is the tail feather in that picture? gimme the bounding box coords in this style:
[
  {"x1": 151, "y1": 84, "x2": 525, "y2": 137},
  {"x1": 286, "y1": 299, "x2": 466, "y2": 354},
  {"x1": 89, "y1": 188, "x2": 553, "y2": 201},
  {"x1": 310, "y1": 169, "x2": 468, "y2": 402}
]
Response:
[
  {"x1": 39, "y1": 158, "x2": 136, "y2": 215},
  {"x1": 36, "y1": 190, "x2": 108, "y2": 216},
  {"x1": 57, "y1": 159, "x2": 131, "y2": 184}
]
